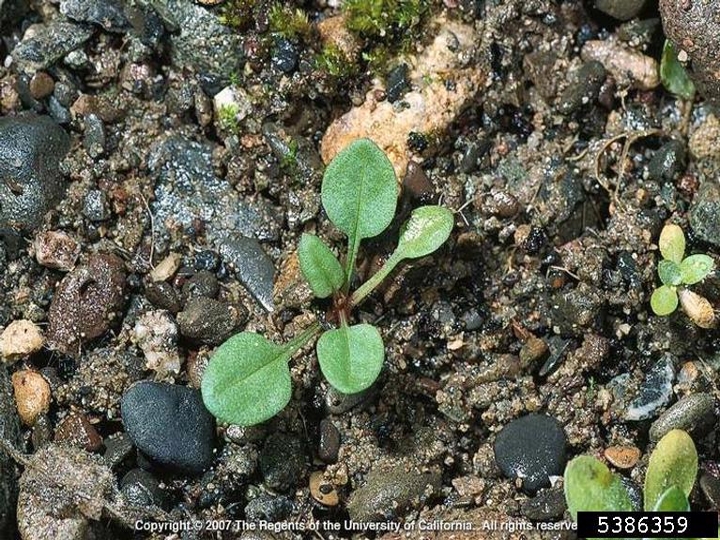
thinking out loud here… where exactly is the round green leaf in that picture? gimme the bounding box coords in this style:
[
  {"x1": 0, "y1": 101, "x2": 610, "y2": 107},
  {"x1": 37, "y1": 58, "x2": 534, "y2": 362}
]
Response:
[
  {"x1": 651, "y1": 285, "x2": 678, "y2": 316},
  {"x1": 395, "y1": 206, "x2": 454, "y2": 260},
  {"x1": 658, "y1": 260, "x2": 682, "y2": 286},
  {"x1": 317, "y1": 323, "x2": 384, "y2": 394},
  {"x1": 652, "y1": 485, "x2": 689, "y2": 512},
  {"x1": 564, "y1": 455, "x2": 634, "y2": 521},
  {"x1": 659, "y1": 224, "x2": 685, "y2": 263},
  {"x1": 644, "y1": 429, "x2": 698, "y2": 511},
  {"x1": 298, "y1": 234, "x2": 345, "y2": 298},
  {"x1": 201, "y1": 332, "x2": 293, "y2": 426},
  {"x1": 679, "y1": 254, "x2": 715, "y2": 285},
  {"x1": 321, "y1": 138, "x2": 398, "y2": 242}
]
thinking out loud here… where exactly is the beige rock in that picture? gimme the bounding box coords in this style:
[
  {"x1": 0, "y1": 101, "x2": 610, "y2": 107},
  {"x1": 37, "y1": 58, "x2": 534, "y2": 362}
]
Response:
[
  {"x1": 321, "y1": 16, "x2": 485, "y2": 180},
  {"x1": 150, "y1": 252, "x2": 182, "y2": 282},
  {"x1": 317, "y1": 14, "x2": 360, "y2": 60},
  {"x1": 689, "y1": 113, "x2": 720, "y2": 160},
  {"x1": 309, "y1": 471, "x2": 340, "y2": 506},
  {"x1": 34, "y1": 230, "x2": 80, "y2": 271},
  {"x1": 0, "y1": 320, "x2": 44, "y2": 362},
  {"x1": 12, "y1": 370, "x2": 51, "y2": 426},
  {"x1": 582, "y1": 39, "x2": 659, "y2": 90}
]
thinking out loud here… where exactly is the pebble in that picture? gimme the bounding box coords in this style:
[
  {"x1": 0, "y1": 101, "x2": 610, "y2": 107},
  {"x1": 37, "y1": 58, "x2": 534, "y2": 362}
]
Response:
[
  {"x1": 604, "y1": 445, "x2": 641, "y2": 469},
  {"x1": 649, "y1": 393, "x2": 715, "y2": 442},
  {"x1": 272, "y1": 38, "x2": 298, "y2": 73},
  {"x1": 11, "y1": 21, "x2": 94, "y2": 73},
  {"x1": 120, "y1": 381, "x2": 216, "y2": 474},
  {"x1": 102, "y1": 432, "x2": 134, "y2": 469},
  {"x1": 12, "y1": 370, "x2": 51, "y2": 426},
  {"x1": 699, "y1": 473, "x2": 720, "y2": 510},
  {"x1": 557, "y1": 61, "x2": 607, "y2": 115},
  {"x1": 176, "y1": 297, "x2": 246, "y2": 345},
  {"x1": 46, "y1": 253, "x2": 126, "y2": 356},
  {"x1": 82, "y1": 114, "x2": 106, "y2": 159},
  {"x1": 34, "y1": 230, "x2": 80, "y2": 271},
  {"x1": 0, "y1": 320, "x2": 44, "y2": 362},
  {"x1": 309, "y1": 471, "x2": 339, "y2": 506},
  {"x1": 386, "y1": 63, "x2": 410, "y2": 103},
  {"x1": 120, "y1": 468, "x2": 167, "y2": 509},
  {"x1": 318, "y1": 419, "x2": 340, "y2": 463},
  {"x1": 244, "y1": 493, "x2": 293, "y2": 522},
  {"x1": 144, "y1": 281, "x2": 181, "y2": 313},
  {"x1": 581, "y1": 39, "x2": 659, "y2": 90},
  {"x1": 325, "y1": 385, "x2": 376, "y2": 414},
  {"x1": 182, "y1": 271, "x2": 219, "y2": 300},
  {"x1": 134, "y1": 310, "x2": 182, "y2": 378},
  {"x1": 347, "y1": 466, "x2": 442, "y2": 522},
  {"x1": 493, "y1": 414, "x2": 567, "y2": 494},
  {"x1": 28, "y1": 72, "x2": 54, "y2": 100},
  {"x1": 260, "y1": 433, "x2": 307, "y2": 492},
  {"x1": 550, "y1": 282, "x2": 604, "y2": 337},
  {"x1": 150, "y1": 252, "x2": 182, "y2": 282},
  {"x1": 647, "y1": 139, "x2": 686, "y2": 183},
  {"x1": 625, "y1": 356, "x2": 675, "y2": 421},
  {"x1": 82, "y1": 189, "x2": 110, "y2": 221},
  {"x1": 594, "y1": 0, "x2": 647, "y2": 21},
  {"x1": 520, "y1": 488, "x2": 567, "y2": 521},
  {"x1": 219, "y1": 236, "x2": 276, "y2": 312},
  {"x1": 690, "y1": 181, "x2": 720, "y2": 249},
  {"x1": 60, "y1": 0, "x2": 131, "y2": 33},
  {"x1": 0, "y1": 115, "x2": 70, "y2": 233},
  {"x1": 54, "y1": 412, "x2": 103, "y2": 452}
]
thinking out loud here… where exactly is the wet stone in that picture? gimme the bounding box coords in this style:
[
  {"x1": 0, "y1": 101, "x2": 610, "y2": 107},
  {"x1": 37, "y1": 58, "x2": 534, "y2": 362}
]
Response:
[
  {"x1": 386, "y1": 63, "x2": 410, "y2": 103},
  {"x1": 260, "y1": 433, "x2": 307, "y2": 492},
  {"x1": 318, "y1": 419, "x2": 340, "y2": 463},
  {"x1": 272, "y1": 38, "x2": 298, "y2": 73},
  {"x1": 347, "y1": 466, "x2": 442, "y2": 522},
  {"x1": 690, "y1": 182, "x2": 720, "y2": 249},
  {"x1": 120, "y1": 468, "x2": 167, "y2": 509},
  {"x1": 219, "y1": 236, "x2": 276, "y2": 312},
  {"x1": 28, "y1": 72, "x2": 54, "y2": 100},
  {"x1": 649, "y1": 393, "x2": 715, "y2": 442},
  {"x1": 493, "y1": 414, "x2": 567, "y2": 494},
  {"x1": 176, "y1": 297, "x2": 246, "y2": 345},
  {"x1": 102, "y1": 432, "x2": 134, "y2": 469},
  {"x1": 82, "y1": 189, "x2": 110, "y2": 221},
  {"x1": 0, "y1": 115, "x2": 70, "y2": 233},
  {"x1": 557, "y1": 61, "x2": 607, "y2": 115},
  {"x1": 244, "y1": 494, "x2": 293, "y2": 522},
  {"x1": 625, "y1": 355, "x2": 675, "y2": 421},
  {"x1": 550, "y1": 282, "x2": 605, "y2": 337},
  {"x1": 54, "y1": 412, "x2": 103, "y2": 452},
  {"x1": 46, "y1": 254, "x2": 126, "y2": 356},
  {"x1": 144, "y1": 281, "x2": 181, "y2": 313},
  {"x1": 120, "y1": 381, "x2": 216, "y2": 474},
  {"x1": 182, "y1": 271, "x2": 219, "y2": 300},
  {"x1": 520, "y1": 488, "x2": 567, "y2": 521},
  {"x1": 60, "y1": 0, "x2": 131, "y2": 33},
  {"x1": 11, "y1": 21, "x2": 94, "y2": 73},
  {"x1": 595, "y1": 0, "x2": 647, "y2": 21},
  {"x1": 648, "y1": 139, "x2": 686, "y2": 183}
]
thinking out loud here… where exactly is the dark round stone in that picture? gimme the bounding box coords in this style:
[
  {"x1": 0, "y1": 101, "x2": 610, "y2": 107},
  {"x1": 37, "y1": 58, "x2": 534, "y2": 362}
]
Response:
[
  {"x1": 260, "y1": 433, "x2": 306, "y2": 492},
  {"x1": 493, "y1": 414, "x2": 567, "y2": 494},
  {"x1": 120, "y1": 468, "x2": 168, "y2": 509},
  {"x1": 121, "y1": 381, "x2": 216, "y2": 474},
  {"x1": 318, "y1": 419, "x2": 340, "y2": 463}
]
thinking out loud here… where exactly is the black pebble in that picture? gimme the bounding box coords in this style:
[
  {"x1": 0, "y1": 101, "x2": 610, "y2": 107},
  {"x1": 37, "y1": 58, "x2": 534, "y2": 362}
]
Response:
[
  {"x1": 493, "y1": 413, "x2": 567, "y2": 494},
  {"x1": 121, "y1": 381, "x2": 216, "y2": 474}
]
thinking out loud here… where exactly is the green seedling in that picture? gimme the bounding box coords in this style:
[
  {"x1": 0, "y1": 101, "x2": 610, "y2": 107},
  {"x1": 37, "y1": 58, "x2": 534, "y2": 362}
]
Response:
[
  {"x1": 201, "y1": 138, "x2": 454, "y2": 425},
  {"x1": 660, "y1": 40, "x2": 696, "y2": 101},
  {"x1": 565, "y1": 430, "x2": 700, "y2": 540},
  {"x1": 650, "y1": 224, "x2": 715, "y2": 328}
]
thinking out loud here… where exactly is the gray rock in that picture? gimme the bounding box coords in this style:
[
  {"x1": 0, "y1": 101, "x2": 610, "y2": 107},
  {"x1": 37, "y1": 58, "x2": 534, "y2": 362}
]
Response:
[
  {"x1": 325, "y1": 385, "x2": 377, "y2": 414},
  {"x1": 83, "y1": 114, "x2": 106, "y2": 158},
  {"x1": 219, "y1": 235, "x2": 276, "y2": 312},
  {"x1": 102, "y1": 432, "x2": 134, "y2": 469},
  {"x1": 648, "y1": 139, "x2": 686, "y2": 182},
  {"x1": 347, "y1": 466, "x2": 442, "y2": 522},
  {"x1": 260, "y1": 433, "x2": 307, "y2": 492},
  {"x1": 700, "y1": 473, "x2": 720, "y2": 511},
  {"x1": 595, "y1": 0, "x2": 647, "y2": 21},
  {"x1": 557, "y1": 61, "x2": 607, "y2": 115},
  {"x1": 120, "y1": 468, "x2": 168, "y2": 508},
  {"x1": 318, "y1": 419, "x2": 340, "y2": 463},
  {"x1": 0, "y1": 115, "x2": 70, "y2": 233},
  {"x1": 121, "y1": 381, "x2": 216, "y2": 474},
  {"x1": 182, "y1": 271, "x2": 219, "y2": 300},
  {"x1": 0, "y1": 366, "x2": 21, "y2": 535},
  {"x1": 176, "y1": 296, "x2": 247, "y2": 345},
  {"x1": 272, "y1": 38, "x2": 298, "y2": 74},
  {"x1": 244, "y1": 494, "x2": 293, "y2": 522},
  {"x1": 11, "y1": 21, "x2": 94, "y2": 73},
  {"x1": 520, "y1": 488, "x2": 567, "y2": 521},
  {"x1": 60, "y1": 0, "x2": 130, "y2": 32},
  {"x1": 690, "y1": 182, "x2": 720, "y2": 248},
  {"x1": 493, "y1": 414, "x2": 567, "y2": 494},
  {"x1": 149, "y1": 0, "x2": 243, "y2": 80},
  {"x1": 148, "y1": 136, "x2": 281, "y2": 246},
  {"x1": 82, "y1": 189, "x2": 111, "y2": 221},
  {"x1": 550, "y1": 282, "x2": 605, "y2": 337},
  {"x1": 625, "y1": 355, "x2": 675, "y2": 421},
  {"x1": 649, "y1": 393, "x2": 715, "y2": 442},
  {"x1": 621, "y1": 477, "x2": 643, "y2": 511}
]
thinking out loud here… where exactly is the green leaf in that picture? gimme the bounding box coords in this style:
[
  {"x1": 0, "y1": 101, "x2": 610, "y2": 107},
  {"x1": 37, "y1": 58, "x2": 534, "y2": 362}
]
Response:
[
  {"x1": 321, "y1": 138, "x2": 398, "y2": 282},
  {"x1": 394, "y1": 206, "x2": 454, "y2": 260},
  {"x1": 317, "y1": 323, "x2": 384, "y2": 394},
  {"x1": 659, "y1": 224, "x2": 685, "y2": 263},
  {"x1": 658, "y1": 260, "x2": 682, "y2": 286},
  {"x1": 644, "y1": 429, "x2": 698, "y2": 511},
  {"x1": 298, "y1": 234, "x2": 345, "y2": 298},
  {"x1": 679, "y1": 254, "x2": 715, "y2": 285},
  {"x1": 661, "y1": 40, "x2": 696, "y2": 101},
  {"x1": 201, "y1": 332, "x2": 293, "y2": 426},
  {"x1": 652, "y1": 485, "x2": 690, "y2": 511},
  {"x1": 564, "y1": 455, "x2": 634, "y2": 522},
  {"x1": 651, "y1": 285, "x2": 678, "y2": 316}
]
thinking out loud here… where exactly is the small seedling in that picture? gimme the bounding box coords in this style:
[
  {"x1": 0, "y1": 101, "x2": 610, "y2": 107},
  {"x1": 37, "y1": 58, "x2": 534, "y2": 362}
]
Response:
[
  {"x1": 565, "y1": 430, "x2": 702, "y2": 539},
  {"x1": 650, "y1": 224, "x2": 715, "y2": 328},
  {"x1": 660, "y1": 40, "x2": 696, "y2": 101},
  {"x1": 201, "y1": 138, "x2": 454, "y2": 425}
]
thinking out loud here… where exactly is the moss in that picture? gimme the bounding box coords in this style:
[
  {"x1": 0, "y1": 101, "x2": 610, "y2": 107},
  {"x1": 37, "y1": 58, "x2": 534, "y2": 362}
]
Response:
[
  {"x1": 343, "y1": 0, "x2": 427, "y2": 39},
  {"x1": 315, "y1": 44, "x2": 356, "y2": 78},
  {"x1": 218, "y1": 0, "x2": 258, "y2": 30},
  {"x1": 217, "y1": 103, "x2": 240, "y2": 133},
  {"x1": 268, "y1": 4, "x2": 313, "y2": 40}
]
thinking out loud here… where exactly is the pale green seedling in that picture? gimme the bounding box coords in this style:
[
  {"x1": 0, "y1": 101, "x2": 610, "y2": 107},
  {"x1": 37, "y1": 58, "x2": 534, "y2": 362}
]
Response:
[{"x1": 202, "y1": 138, "x2": 454, "y2": 425}]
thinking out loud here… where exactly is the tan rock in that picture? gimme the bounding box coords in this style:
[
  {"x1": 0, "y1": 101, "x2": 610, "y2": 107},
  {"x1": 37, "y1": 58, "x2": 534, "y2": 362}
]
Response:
[
  {"x1": 317, "y1": 14, "x2": 361, "y2": 60},
  {"x1": 321, "y1": 15, "x2": 485, "y2": 180},
  {"x1": 604, "y1": 445, "x2": 641, "y2": 469},
  {"x1": 0, "y1": 320, "x2": 44, "y2": 362},
  {"x1": 150, "y1": 252, "x2": 182, "y2": 282},
  {"x1": 34, "y1": 230, "x2": 80, "y2": 271},
  {"x1": 12, "y1": 370, "x2": 51, "y2": 426},
  {"x1": 582, "y1": 39, "x2": 659, "y2": 90},
  {"x1": 309, "y1": 471, "x2": 340, "y2": 506},
  {"x1": 689, "y1": 113, "x2": 720, "y2": 160}
]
